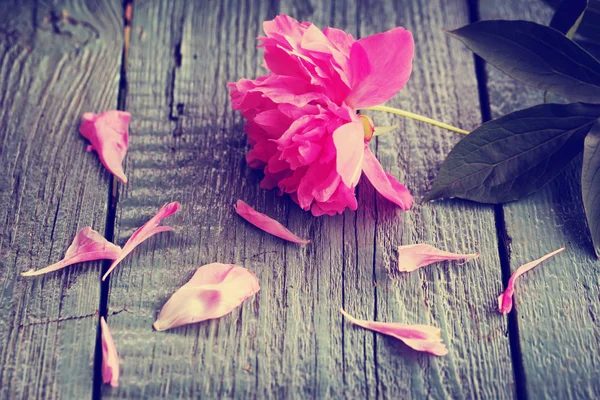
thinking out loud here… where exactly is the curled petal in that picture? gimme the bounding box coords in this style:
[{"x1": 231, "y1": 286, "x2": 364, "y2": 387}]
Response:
[
  {"x1": 333, "y1": 121, "x2": 365, "y2": 188},
  {"x1": 234, "y1": 200, "x2": 310, "y2": 244},
  {"x1": 362, "y1": 147, "x2": 413, "y2": 210},
  {"x1": 79, "y1": 111, "x2": 131, "y2": 184},
  {"x1": 397, "y1": 243, "x2": 479, "y2": 272},
  {"x1": 100, "y1": 317, "x2": 119, "y2": 388},
  {"x1": 340, "y1": 309, "x2": 448, "y2": 356},
  {"x1": 346, "y1": 27, "x2": 414, "y2": 109},
  {"x1": 102, "y1": 202, "x2": 180, "y2": 281},
  {"x1": 21, "y1": 227, "x2": 121, "y2": 277},
  {"x1": 498, "y1": 247, "x2": 565, "y2": 314},
  {"x1": 153, "y1": 263, "x2": 260, "y2": 331}
]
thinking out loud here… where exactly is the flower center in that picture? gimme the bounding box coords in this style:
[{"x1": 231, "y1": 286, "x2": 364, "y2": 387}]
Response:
[{"x1": 359, "y1": 114, "x2": 375, "y2": 142}]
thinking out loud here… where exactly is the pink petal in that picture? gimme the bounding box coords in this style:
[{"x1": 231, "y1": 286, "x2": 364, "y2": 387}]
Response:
[
  {"x1": 100, "y1": 317, "x2": 120, "y2": 388},
  {"x1": 346, "y1": 27, "x2": 414, "y2": 109},
  {"x1": 397, "y1": 244, "x2": 479, "y2": 272},
  {"x1": 498, "y1": 247, "x2": 565, "y2": 314},
  {"x1": 102, "y1": 202, "x2": 180, "y2": 281},
  {"x1": 21, "y1": 227, "x2": 121, "y2": 277},
  {"x1": 234, "y1": 200, "x2": 310, "y2": 244},
  {"x1": 333, "y1": 121, "x2": 365, "y2": 188},
  {"x1": 362, "y1": 147, "x2": 413, "y2": 210},
  {"x1": 153, "y1": 263, "x2": 260, "y2": 331},
  {"x1": 79, "y1": 111, "x2": 131, "y2": 184},
  {"x1": 340, "y1": 309, "x2": 448, "y2": 356}
]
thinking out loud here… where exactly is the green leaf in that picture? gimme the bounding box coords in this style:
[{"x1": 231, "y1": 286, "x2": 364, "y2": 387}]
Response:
[
  {"x1": 544, "y1": 0, "x2": 600, "y2": 42},
  {"x1": 425, "y1": 103, "x2": 600, "y2": 204},
  {"x1": 550, "y1": 0, "x2": 588, "y2": 38},
  {"x1": 581, "y1": 119, "x2": 600, "y2": 258},
  {"x1": 447, "y1": 20, "x2": 600, "y2": 104}
]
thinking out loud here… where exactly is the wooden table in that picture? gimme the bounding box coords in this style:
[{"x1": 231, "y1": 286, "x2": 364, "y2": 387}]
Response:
[{"x1": 1, "y1": 0, "x2": 598, "y2": 398}]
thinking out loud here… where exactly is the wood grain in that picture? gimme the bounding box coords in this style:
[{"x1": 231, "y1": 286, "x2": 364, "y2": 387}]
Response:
[
  {"x1": 0, "y1": 0, "x2": 123, "y2": 398},
  {"x1": 479, "y1": 0, "x2": 600, "y2": 398},
  {"x1": 104, "y1": 0, "x2": 513, "y2": 398}
]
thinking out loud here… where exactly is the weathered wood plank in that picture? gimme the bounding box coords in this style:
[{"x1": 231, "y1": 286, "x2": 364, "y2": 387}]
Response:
[
  {"x1": 0, "y1": 0, "x2": 123, "y2": 398},
  {"x1": 105, "y1": 0, "x2": 513, "y2": 398},
  {"x1": 479, "y1": 0, "x2": 600, "y2": 398}
]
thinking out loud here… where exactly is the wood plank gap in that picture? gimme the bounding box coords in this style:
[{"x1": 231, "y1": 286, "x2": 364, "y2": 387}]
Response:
[
  {"x1": 92, "y1": 1, "x2": 133, "y2": 399},
  {"x1": 468, "y1": 1, "x2": 526, "y2": 397}
]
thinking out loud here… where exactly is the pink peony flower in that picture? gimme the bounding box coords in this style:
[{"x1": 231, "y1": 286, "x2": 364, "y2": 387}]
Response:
[{"x1": 228, "y1": 15, "x2": 414, "y2": 216}]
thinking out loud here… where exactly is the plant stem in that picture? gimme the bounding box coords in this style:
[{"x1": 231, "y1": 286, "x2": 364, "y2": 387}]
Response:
[{"x1": 364, "y1": 105, "x2": 469, "y2": 135}]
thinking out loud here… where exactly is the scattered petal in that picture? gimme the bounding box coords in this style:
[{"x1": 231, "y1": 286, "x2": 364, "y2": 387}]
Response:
[
  {"x1": 340, "y1": 309, "x2": 448, "y2": 356},
  {"x1": 397, "y1": 243, "x2": 479, "y2": 272},
  {"x1": 100, "y1": 317, "x2": 119, "y2": 388},
  {"x1": 362, "y1": 147, "x2": 413, "y2": 209},
  {"x1": 153, "y1": 263, "x2": 260, "y2": 331},
  {"x1": 21, "y1": 227, "x2": 121, "y2": 277},
  {"x1": 234, "y1": 200, "x2": 310, "y2": 244},
  {"x1": 498, "y1": 247, "x2": 565, "y2": 314},
  {"x1": 102, "y1": 202, "x2": 180, "y2": 281},
  {"x1": 79, "y1": 111, "x2": 131, "y2": 184}
]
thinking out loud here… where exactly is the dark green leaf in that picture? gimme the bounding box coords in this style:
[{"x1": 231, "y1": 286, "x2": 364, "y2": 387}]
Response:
[
  {"x1": 544, "y1": 0, "x2": 600, "y2": 42},
  {"x1": 581, "y1": 119, "x2": 600, "y2": 257},
  {"x1": 550, "y1": 0, "x2": 588, "y2": 38},
  {"x1": 425, "y1": 103, "x2": 600, "y2": 204},
  {"x1": 447, "y1": 20, "x2": 600, "y2": 104}
]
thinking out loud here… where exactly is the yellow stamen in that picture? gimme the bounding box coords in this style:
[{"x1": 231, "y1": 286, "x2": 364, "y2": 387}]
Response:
[
  {"x1": 364, "y1": 105, "x2": 469, "y2": 135},
  {"x1": 359, "y1": 114, "x2": 375, "y2": 141}
]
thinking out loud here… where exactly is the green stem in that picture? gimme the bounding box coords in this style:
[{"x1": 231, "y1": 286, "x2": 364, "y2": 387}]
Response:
[{"x1": 364, "y1": 105, "x2": 469, "y2": 135}]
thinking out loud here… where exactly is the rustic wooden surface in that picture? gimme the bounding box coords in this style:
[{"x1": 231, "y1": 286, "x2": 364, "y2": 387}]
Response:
[
  {"x1": 480, "y1": 0, "x2": 600, "y2": 398},
  {"x1": 1, "y1": 0, "x2": 598, "y2": 398},
  {"x1": 0, "y1": 0, "x2": 122, "y2": 399}
]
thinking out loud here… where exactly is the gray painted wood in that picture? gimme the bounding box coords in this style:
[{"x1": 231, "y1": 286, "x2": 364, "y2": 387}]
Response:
[
  {"x1": 103, "y1": 0, "x2": 515, "y2": 398},
  {"x1": 0, "y1": 0, "x2": 122, "y2": 398},
  {"x1": 479, "y1": 0, "x2": 600, "y2": 398}
]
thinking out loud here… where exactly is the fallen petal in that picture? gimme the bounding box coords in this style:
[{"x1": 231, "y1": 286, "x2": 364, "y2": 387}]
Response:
[
  {"x1": 340, "y1": 309, "x2": 448, "y2": 356},
  {"x1": 79, "y1": 111, "x2": 131, "y2": 184},
  {"x1": 21, "y1": 227, "x2": 121, "y2": 277},
  {"x1": 234, "y1": 200, "x2": 310, "y2": 244},
  {"x1": 100, "y1": 317, "x2": 120, "y2": 388},
  {"x1": 498, "y1": 247, "x2": 565, "y2": 314},
  {"x1": 102, "y1": 202, "x2": 180, "y2": 281},
  {"x1": 397, "y1": 243, "x2": 479, "y2": 272},
  {"x1": 153, "y1": 263, "x2": 260, "y2": 331},
  {"x1": 362, "y1": 147, "x2": 413, "y2": 209}
]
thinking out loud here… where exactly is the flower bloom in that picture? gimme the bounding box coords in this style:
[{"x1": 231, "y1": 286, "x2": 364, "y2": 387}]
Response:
[{"x1": 228, "y1": 15, "x2": 414, "y2": 216}]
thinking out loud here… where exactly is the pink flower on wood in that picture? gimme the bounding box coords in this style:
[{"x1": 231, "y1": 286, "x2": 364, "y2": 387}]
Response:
[
  {"x1": 340, "y1": 309, "x2": 448, "y2": 356},
  {"x1": 498, "y1": 247, "x2": 565, "y2": 314},
  {"x1": 102, "y1": 202, "x2": 180, "y2": 281},
  {"x1": 397, "y1": 244, "x2": 479, "y2": 272},
  {"x1": 21, "y1": 227, "x2": 121, "y2": 277},
  {"x1": 153, "y1": 263, "x2": 260, "y2": 331},
  {"x1": 79, "y1": 110, "x2": 131, "y2": 184},
  {"x1": 234, "y1": 200, "x2": 309, "y2": 244},
  {"x1": 100, "y1": 317, "x2": 120, "y2": 388},
  {"x1": 228, "y1": 15, "x2": 414, "y2": 216}
]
